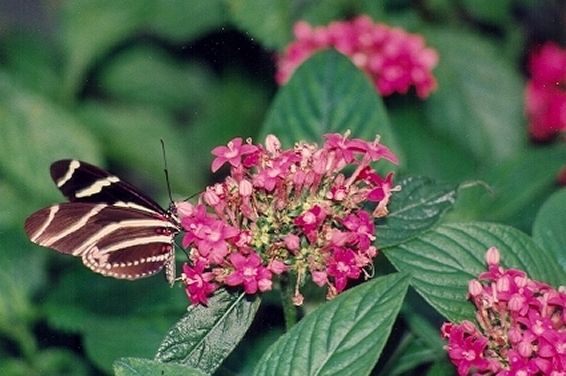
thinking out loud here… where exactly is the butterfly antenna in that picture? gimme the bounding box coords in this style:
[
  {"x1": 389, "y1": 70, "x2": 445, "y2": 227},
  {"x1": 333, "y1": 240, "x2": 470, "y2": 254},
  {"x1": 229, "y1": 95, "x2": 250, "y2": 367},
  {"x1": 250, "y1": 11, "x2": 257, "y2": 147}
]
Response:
[{"x1": 161, "y1": 139, "x2": 175, "y2": 204}]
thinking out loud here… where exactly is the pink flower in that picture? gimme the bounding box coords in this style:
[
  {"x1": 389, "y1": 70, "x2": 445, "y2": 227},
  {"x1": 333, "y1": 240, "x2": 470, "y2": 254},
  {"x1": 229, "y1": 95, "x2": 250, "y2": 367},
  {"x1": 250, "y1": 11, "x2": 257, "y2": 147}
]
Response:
[
  {"x1": 180, "y1": 132, "x2": 397, "y2": 305},
  {"x1": 525, "y1": 42, "x2": 566, "y2": 141},
  {"x1": 294, "y1": 205, "x2": 327, "y2": 243},
  {"x1": 442, "y1": 247, "x2": 566, "y2": 375},
  {"x1": 276, "y1": 16, "x2": 438, "y2": 99},
  {"x1": 326, "y1": 247, "x2": 361, "y2": 292},
  {"x1": 182, "y1": 261, "x2": 216, "y2": 305},
  {"x1": 184, "y1": 218, "x2": 240, "y2": 264},
  {"x1": 211, "y1": 137, "x2": 257, "y2": 172},
  {"x1": 225, "y1": 252, "x2": 273, "y2": 294}
]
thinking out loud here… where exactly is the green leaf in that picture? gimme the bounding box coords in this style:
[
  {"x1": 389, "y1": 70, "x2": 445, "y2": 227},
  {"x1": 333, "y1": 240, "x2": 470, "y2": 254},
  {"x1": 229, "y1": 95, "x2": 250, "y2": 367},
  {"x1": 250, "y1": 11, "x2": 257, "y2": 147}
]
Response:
[
  {"x1": 424, "y1": 29, "x2": 525, "y2": 163},
  {"x1": 59, "y1": 0, "x2": 152, "y2": 99},
  {"x1": 376, "y1": 176, "x2": 457, "y2": 248},
  {"x1": 114, "y1": 358, "x2": 205, "y2": 376},
  {"x1": 252, "y1": 273, "x2": 410, "y2": 376},
  {"x1": 0, "y1": 71, "x2": 102, "y2": 204},
  {"x1": 98, "y1": 46, "x2": 214, "y2": 111},
  {"x1": 389, "y1": 102, "x2": 478, "y2": 183},
  {"x1": 147, "y1": 0, "x2": 228, "y2": 42},
  {"x1": 155, "y1": 289, "x2": 260, "y2": 375},
  {"x1": 448, "y1": 146, "x2": 566, "y2": 229},
  {"x1": 261, "y1": 50, "x2": 399, "y2": 160},
  {"x1": 384, "y1": 222, "x2": 566, "y2": 322},
  {"x1": 533, "y1": 188, "x2": 566, "y2": 272},
  {"x1": 228, "y1": 0, "x2": 293, "y2": 50}
]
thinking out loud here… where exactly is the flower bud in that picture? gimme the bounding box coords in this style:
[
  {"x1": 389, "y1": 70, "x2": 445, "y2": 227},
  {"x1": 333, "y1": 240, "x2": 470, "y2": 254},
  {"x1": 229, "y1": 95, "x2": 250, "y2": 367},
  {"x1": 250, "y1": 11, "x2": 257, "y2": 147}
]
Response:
[{"x1": 485, "y1": 247, "x2": 500, "y2": 266}]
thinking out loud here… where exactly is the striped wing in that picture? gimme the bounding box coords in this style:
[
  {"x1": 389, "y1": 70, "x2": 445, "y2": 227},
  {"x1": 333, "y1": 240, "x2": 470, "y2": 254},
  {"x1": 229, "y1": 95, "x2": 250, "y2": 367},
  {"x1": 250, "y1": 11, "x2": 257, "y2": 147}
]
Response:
[
  {"x1": 50, "y1": 159, "x2": 165, "y2": 214},
  {"x1": 24, "y1": 202, "x2": 178, "y2": 281}
]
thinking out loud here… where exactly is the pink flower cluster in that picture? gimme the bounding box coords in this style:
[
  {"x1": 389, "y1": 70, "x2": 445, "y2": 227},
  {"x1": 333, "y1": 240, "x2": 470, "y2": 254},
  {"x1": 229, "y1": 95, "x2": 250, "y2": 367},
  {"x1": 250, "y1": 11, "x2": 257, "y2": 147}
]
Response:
[
  {"x1": 178, "y1": 132, "x2": 399, "y2": 305},
  {"x1": 525, "y1": 42, "x2": 566, "y2": 142},
  {"x1": 441, "y1": 247, "x2": 566, "y2": 375},
  {"x1": 276, "y1": 15, "x2": 439, "y2": 98}
]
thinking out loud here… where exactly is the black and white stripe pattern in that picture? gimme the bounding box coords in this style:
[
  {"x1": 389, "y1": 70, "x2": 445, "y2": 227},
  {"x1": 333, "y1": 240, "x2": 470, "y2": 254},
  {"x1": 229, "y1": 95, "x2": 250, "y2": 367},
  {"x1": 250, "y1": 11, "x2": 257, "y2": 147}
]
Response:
[{"x1": 24, "y1": 160, "x2": 179, "y2": 283}]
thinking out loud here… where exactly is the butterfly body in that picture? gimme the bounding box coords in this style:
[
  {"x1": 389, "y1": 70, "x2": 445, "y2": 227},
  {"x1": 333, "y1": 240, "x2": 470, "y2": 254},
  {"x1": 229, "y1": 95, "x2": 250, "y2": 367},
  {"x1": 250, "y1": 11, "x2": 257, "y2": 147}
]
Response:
[{"x1": 24, "y1": 160, "x2": 179, "y2": 283}]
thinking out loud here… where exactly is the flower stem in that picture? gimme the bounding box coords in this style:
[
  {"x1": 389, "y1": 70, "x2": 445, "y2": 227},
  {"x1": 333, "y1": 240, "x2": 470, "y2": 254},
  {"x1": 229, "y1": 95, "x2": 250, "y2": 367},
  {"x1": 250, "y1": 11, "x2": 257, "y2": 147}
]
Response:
[{"x1": 280, "y1": 275, "x2": 298, "y2": 331}]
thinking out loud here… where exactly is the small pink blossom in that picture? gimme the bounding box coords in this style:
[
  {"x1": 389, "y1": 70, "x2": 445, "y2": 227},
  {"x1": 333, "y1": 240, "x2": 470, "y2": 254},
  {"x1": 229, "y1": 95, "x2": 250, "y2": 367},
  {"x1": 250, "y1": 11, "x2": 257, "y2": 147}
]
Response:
[
  {"x1": 276, "y1": 16, "x2": 439, "y2": 99},
  {"x1": 211, "y1": 137, "x2": 257, "y2": 172},
  {"x1": 326, "y1": 248, "x2": 361, "y2": 292},
  {"x1": 182, "y1": 261, "x2": 217, "y2": 305},
  {"x1": 225, "y1": 252, "x2": 273, "y2": 294}
]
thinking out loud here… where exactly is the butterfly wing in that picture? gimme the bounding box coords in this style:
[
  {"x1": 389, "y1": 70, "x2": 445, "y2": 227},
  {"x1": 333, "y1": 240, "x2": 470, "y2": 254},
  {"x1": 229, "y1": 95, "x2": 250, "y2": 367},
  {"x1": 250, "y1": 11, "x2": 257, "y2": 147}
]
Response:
[
  {"x1": 50, "y1": 159, "x2": 166, "y2": 214},
  {"x1": 24, "y1": 202, "x2": 178, "y2": 281}
]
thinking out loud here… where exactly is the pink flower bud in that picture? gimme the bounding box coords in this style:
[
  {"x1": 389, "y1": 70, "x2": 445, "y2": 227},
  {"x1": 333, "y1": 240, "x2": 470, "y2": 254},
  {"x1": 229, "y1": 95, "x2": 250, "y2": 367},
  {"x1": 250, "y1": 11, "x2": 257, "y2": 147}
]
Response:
[
  {"x1": 284, "y1": 234, "x2": 300, "y2": 252},
  {"x1": 239, "y1": 179, "x2": 253, "y2": 197},
  {"x1": 292, "y1": 293, "x2": 304, "y2": 306},
  {"x1": 496, "y1": 276, "x2": 510, "y2": 293},
  {"x1": 517, "y1": 340, "x2": 533, "y2": 358},
  {"x1": 268, "y1": 260, "x2": 287, "y2": 275},
  {"x1": 265, "y1": 134, "x2": 281, "y2": 154},
  {"x1": 203, "y1": 187, "x2": 221, "y2": 206},
  {"x1": 312, "y1": 271, "x2": 328, "y2": 287},
  {"x1": 485, "y1": 247, "x2": 500, "y2": 266},
  {"x1": 468, "y1": 279, "x2": 483, "y2": 297},
  {"x1": 258, "y1": 278, "x2": 273, "y2": 292},
  {"x1": 508, "y1": 294, "x2": 526, "y2": 312},
  {"x1": 175, "y1": 201, "x2": 194, "y2": 220}
]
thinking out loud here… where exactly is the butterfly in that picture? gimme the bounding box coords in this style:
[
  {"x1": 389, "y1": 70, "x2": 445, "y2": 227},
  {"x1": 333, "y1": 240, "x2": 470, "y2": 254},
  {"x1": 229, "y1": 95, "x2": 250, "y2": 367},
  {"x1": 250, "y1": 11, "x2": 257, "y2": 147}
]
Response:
[{"x1": 24, "y1": 160, "x2": 180, "y2": 284}]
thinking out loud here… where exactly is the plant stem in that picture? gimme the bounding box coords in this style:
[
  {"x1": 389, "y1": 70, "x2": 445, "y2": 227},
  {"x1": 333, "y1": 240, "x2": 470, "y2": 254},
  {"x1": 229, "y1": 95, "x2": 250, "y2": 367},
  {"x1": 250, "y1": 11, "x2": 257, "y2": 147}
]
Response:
[{"x1": 279, "y1": 275, "x2": 298, "y2": 331}]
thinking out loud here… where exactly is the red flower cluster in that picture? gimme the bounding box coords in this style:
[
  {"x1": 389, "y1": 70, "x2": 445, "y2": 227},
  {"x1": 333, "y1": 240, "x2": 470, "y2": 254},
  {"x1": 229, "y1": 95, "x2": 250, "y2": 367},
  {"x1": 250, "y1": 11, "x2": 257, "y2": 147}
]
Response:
[
  {"x1": 441, "y1": 247, "x2": 566, "y2": 375},
  {"x1": 276, "y1": 15, "x2": 439, "y2": 98},
  {"x1": 178, "y1": 132, "x2": 399, "y2": 305},
  {"x1": 525, "y1": 42, "x2": 566, "y2": 142}
]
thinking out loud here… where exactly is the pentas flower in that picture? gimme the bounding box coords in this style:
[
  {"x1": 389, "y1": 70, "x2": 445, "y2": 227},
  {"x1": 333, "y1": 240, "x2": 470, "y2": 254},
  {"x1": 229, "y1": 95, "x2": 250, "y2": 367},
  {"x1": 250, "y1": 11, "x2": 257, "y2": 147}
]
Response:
[
  {"x1": 525, "y1": 42, "x2": 566, "y2": 142},
  {"x1": 441, "y1": 247, "x2": 566, "y2": 375},
  {"x1": 276, "y1": 15, "x2": 439, "y2": 99},
  {"x1": 179, "y1": 132, "x2": 399, "y2": 305}
]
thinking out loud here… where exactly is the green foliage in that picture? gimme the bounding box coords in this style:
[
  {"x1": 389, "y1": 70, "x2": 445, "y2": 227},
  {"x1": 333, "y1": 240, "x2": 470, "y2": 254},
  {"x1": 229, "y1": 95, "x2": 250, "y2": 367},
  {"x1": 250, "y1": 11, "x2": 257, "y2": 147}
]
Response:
[
  {"x1": 533, "y1": 188, "x2": 566, "y2": 272},
  {"x1": 261, "y1": 50, "x2": 400, "y2": 161},
  {"x1": 0, "y1": 1, "x2": 564, "y2": 375},
  {"x1": 384, "y1": 223, "x2": 566, "y2": 322},
  {"x1": 155, "y1": 290, "x2": 259, "y2": 375},
  {"x1": 376, "y1": 176, "x2": 458, "y2": 248},
  {"x1": 253, "y1": 273, "x2": 410, "y2": 376}
]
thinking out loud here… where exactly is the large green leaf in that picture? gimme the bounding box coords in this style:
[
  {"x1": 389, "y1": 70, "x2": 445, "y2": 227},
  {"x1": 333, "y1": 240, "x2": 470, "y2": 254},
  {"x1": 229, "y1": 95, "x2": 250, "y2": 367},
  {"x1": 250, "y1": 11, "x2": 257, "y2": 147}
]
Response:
[
  {"x1": 155, "y1": 289, "x2": 260, "y2": 375},
  {"x1": 532, "y1": 188, "x2": 566, "y2": 272},
  {"x1": 114, "y1": 357, "x2": 205, "y2": 376},
  {"x1": 424, "y1": 29, "x2": 525, "y2": 163},
  {"x1": 384, "y1": 222, "x2": 566, "y2": 322},
  {"x1": 260, "y1": 50, "x2": 399, "y2": 160},
  {"x1": 252, "y1": 273, "x2": 410, "y2": 376},
  {"x1": 376, "y1": 176, "x2": 457, "y2": 248}
]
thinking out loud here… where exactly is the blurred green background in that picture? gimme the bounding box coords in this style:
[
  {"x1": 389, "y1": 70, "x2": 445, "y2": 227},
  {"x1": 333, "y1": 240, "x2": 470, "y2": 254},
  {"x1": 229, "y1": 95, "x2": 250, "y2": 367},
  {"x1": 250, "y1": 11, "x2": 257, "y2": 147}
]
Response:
[{"x1": 0, "y1": 0, "x2": 564, "y2": 375}]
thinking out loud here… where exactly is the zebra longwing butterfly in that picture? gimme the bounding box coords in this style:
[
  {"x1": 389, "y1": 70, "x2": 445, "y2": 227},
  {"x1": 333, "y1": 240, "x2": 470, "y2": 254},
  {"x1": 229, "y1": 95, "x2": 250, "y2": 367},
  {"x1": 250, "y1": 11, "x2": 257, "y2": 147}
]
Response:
[{"x1": 24, "y1": 160, "x2": 180, "y2": 284}]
